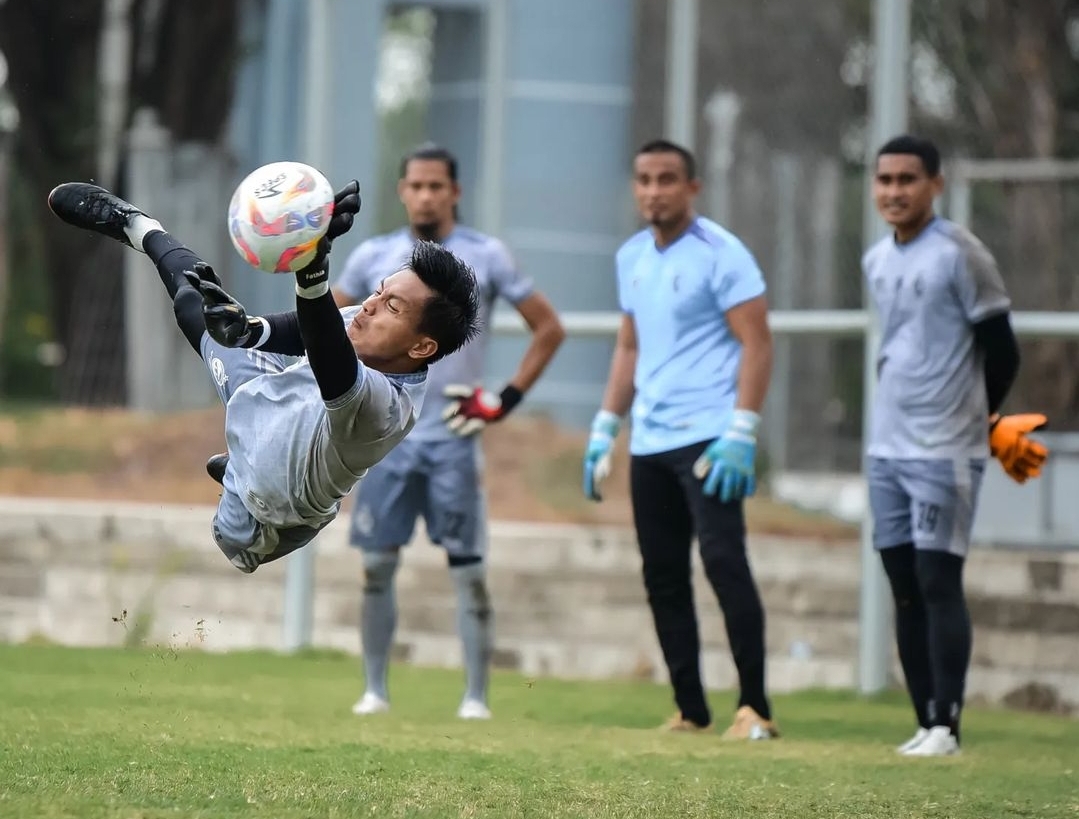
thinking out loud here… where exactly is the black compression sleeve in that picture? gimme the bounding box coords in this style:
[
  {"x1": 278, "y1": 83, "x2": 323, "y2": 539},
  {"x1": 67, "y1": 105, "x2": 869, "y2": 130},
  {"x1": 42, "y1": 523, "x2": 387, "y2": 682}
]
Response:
[
  {"x1": 974, "y1": 312, "x2": 1020, "y2": 415},
  {"x1": 295, "y1": 290, "x2": 358, "y2": 402},
  {"x1": 254, "y1": 311, "x2": 306, "y2": 356}
]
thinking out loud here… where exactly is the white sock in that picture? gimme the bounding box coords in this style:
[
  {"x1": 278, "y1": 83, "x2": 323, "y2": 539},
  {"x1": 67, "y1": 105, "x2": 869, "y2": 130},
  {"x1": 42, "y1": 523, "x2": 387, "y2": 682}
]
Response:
[{"x1": 123, "y1": 213, "x2": 164, "y2": 252}]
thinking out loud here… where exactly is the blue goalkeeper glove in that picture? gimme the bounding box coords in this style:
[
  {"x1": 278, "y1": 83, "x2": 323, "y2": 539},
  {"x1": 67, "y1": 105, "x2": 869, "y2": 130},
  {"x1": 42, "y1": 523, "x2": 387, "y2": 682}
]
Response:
[
  {"x1": 582, "y1": 410, "x2": 621, "y2": 502},
  {"x1": 692, "y1": 409, "x2": 760, "y2": 502}
]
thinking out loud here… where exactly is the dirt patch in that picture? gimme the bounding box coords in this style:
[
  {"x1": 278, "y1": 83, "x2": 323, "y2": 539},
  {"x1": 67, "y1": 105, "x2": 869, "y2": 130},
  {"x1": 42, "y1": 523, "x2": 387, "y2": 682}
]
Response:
[{"x1": 0, "y1": 406, "x2": 856, "y2": 539}]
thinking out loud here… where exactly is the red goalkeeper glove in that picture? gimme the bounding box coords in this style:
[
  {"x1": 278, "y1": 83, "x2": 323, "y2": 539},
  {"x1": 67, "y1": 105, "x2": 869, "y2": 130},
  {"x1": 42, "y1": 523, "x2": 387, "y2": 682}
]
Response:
[{"x1": 441, "y1": 384, "x2": 523, "y2": 437}]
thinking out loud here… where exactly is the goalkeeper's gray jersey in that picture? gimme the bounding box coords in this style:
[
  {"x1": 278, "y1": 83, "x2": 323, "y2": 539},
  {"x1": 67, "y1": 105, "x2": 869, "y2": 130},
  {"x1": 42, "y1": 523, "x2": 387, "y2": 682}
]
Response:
[
  {"x1": 225, "y1": 305, "x2": 427, "y2": 530},
  {"x1": 334, "y1": 226, "x2": 534, "y2": 442},
  {"x1": 863, "y1": 217, "x2": 1011, "y2": 460}
]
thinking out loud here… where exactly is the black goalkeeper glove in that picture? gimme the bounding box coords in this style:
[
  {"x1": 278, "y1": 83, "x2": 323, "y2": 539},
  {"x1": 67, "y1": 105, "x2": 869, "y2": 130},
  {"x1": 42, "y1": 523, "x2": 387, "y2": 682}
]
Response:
[
  {"x1": 182, "y1": 264, "x2": 263, "y2": 348},
  {"x1": 295, "y1": 180, "x2": 361, "y2": 299}
]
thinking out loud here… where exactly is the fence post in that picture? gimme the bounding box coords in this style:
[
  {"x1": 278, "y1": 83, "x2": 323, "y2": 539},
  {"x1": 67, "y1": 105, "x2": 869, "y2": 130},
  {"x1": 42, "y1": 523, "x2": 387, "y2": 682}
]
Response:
[{"x1": 124, "y1": 108, "x2": 174, "y2": 412}]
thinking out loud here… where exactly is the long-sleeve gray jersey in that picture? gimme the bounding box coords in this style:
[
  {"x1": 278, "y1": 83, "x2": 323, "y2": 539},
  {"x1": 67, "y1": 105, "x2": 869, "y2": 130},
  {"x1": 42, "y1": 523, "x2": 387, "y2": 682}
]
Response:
[
  {"x1": 863, "y1": 217, "x2": 1010, "y2": 460},
  {"x1": 224, "y1": 305, "x2": 427, "y2": 531}
]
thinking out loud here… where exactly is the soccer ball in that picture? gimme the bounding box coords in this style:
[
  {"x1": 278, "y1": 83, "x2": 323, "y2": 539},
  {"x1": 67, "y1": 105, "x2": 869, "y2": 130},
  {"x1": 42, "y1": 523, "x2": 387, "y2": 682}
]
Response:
[{"x1": 227, "y1": 160, "x2": 335, "y2": 273}]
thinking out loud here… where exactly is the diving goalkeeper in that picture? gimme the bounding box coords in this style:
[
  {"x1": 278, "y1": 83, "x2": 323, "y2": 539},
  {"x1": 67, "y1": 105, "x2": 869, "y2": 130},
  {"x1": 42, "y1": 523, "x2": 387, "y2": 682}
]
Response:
[{"x1": 47, "y1": 180, "x2": 480, "y2": 574}]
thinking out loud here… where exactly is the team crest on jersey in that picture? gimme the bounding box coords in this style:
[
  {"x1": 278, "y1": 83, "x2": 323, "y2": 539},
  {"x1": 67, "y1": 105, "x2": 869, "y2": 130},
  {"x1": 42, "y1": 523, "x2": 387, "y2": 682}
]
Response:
[{"x1": 210, "y1": 354, "x2": 228, "y2": 387}]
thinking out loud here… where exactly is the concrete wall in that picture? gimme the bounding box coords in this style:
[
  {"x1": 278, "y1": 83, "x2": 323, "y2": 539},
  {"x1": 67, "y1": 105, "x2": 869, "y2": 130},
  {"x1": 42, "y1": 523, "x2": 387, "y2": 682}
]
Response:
[{"x1": 0, "y1": 496, "x2": 1076, "y2": 713}]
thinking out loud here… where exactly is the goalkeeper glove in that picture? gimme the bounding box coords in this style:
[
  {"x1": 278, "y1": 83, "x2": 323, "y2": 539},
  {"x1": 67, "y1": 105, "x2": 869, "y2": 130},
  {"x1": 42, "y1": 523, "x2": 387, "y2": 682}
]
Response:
[
  {"x1": 183, "y1": 264, "x2": 263, "y2": 348},
  {"x1": 441, "y1": 384, "x2": 523, "y2": 436},
  {"x1": 989, "y1": 413, "x2": 1049, "y2": 484},
  {"x1": 326, "y1": 180, "x2": 361, "y2": 242},
  {"x1": 295, "y1": 180, "x2": 361, "y2": 299},
  {"x1": 582, "y1": 410, "x2": 620, "y2": 502},
  {"x1": 692, "y1": 409, "x2": 760, "y2": 502}
]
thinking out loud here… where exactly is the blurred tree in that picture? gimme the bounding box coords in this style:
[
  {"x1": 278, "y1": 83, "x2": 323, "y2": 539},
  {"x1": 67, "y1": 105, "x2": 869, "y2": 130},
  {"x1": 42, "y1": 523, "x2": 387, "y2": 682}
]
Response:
[
  {"x1": 0, "y1": 0, "x2": 239, "y2": 405},
  {"x1": 913, "y1": 0, "x2": 1079, "y2": 423},
  {"x1": 375, "y1": 7, "x2": 435, "y2": 235},
  {"x1": 0, "y1": 1, "x2": 103, "y2": 401}
]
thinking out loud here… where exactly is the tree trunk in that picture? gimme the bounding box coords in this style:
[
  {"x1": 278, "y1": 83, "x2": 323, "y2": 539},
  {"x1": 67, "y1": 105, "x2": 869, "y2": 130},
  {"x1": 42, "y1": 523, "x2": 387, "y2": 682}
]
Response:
[{"x1": 0, "y1": 0, "x2": 240, "y2": 404}]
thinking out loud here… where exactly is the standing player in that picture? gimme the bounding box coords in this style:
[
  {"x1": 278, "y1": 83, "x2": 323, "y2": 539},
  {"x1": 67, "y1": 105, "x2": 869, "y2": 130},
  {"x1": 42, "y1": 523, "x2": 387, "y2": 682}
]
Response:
[
  {"x1": 864, "y1": 134, "x2": 1048, "y2": 756},
  {"x1": 582, "y1": 139, "x2": 777, "y2": 738},
  {"x1": 47, "y1": 180, "x2": 481, "y2": 573},
  {"x1": 332, "y1": 144, "x2": 565, "y2": 720}
]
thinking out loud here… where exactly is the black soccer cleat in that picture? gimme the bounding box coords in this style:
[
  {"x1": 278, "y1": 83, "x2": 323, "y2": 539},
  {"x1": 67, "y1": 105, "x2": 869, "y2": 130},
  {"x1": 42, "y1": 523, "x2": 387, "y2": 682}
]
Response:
[
  {"x1": 47, "y1": 182, "x2": 147, "y2": 248},
  {"x1": 206, "y1": 452, "x2": 229, "y2": 485}
]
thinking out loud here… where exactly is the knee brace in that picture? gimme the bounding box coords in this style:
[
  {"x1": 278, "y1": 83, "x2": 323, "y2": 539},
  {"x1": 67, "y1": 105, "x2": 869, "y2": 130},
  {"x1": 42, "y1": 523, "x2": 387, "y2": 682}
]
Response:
[
  {"x1": 362, "y1": 550, "x2": 400, "y2": 594},
  {"x1": 450, "y1": 558, "x2": 491, "y2": 617}
]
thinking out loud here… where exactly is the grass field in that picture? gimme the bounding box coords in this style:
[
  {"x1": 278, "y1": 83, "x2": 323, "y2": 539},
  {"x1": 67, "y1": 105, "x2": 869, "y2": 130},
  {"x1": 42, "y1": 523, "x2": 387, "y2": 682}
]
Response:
[{"x1": 1, "y1": 645, "x2": 1076, "y2": 818}]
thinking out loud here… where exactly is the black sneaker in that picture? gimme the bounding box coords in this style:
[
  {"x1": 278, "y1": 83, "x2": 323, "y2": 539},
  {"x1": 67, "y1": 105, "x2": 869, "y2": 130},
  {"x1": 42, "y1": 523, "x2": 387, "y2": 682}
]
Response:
[
  {"x1": 47, "y1": 182, "x2": 147, "y2": 248},
  {"x1": 206, "y1": 453, "x2": 229, "y2": 485}
]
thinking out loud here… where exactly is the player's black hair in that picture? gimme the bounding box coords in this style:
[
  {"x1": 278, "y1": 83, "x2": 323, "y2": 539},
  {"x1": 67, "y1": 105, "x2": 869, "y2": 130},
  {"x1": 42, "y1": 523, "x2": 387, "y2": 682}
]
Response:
[
  {"x1": 399, "y1": 142, "x2": 459, "y2": 181},
  {"x1": 636, "y1": 139, "x2": 697, "y2": 180},
  {"x1": 407, "y1": 239, "x2": 481, "y2": 363},
  {"x1": 877, "y1": 134, "x2": 942, "y2": 177}
]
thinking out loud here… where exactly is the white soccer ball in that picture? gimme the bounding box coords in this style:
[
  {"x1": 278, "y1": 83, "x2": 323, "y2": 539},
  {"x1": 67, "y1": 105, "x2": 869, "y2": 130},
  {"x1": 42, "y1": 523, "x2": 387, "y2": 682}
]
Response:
[{"x1": 227, "y1": 160, "x2": 335, "y2": 273}]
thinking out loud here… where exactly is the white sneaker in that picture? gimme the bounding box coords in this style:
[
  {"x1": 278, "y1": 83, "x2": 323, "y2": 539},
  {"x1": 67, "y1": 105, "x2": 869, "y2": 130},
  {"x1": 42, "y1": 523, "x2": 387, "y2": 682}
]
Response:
[
  {"x1": 351, "y1": 692, "x2": 390, "y2": 716},
  {"x1": 457, "y1": 699, "x2": 492, "y2": 720},
  {"x1": 896, "y1": 727, "x2": 931, "y2": 754},
  {"x1": 902, "y1": 725, "x2": 959, "y2": 757}
]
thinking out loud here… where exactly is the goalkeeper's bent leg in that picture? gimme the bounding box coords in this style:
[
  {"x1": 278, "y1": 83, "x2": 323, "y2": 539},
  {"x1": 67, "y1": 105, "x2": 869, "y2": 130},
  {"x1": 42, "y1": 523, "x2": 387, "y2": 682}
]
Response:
[{"x1": 143, "y1": 230, "x2": 223, "y2": 355}]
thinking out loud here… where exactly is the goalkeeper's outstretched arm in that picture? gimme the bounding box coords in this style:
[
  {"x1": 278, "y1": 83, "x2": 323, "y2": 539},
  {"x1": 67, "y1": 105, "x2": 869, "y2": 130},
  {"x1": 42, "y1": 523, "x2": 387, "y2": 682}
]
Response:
[
  {"x1": 293, "y1": 179, "x2": 363, "y2": 403},
  {"x1": 295, "y1": 259, "x2": 359, "y2": 403}
]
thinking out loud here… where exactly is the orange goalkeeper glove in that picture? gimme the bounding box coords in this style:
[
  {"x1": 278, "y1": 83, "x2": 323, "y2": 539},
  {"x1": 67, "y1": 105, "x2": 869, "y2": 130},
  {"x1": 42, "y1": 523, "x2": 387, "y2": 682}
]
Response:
[{"x1": 989, "y1": 413, "x2": 1049, "y2": 484}]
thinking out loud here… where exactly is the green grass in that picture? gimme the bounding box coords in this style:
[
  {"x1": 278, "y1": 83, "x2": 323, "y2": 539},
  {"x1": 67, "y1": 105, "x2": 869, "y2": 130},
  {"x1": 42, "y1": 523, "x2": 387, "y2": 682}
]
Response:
[{"x1": 1, "y1": 645, "x2": 1076, "y2": 818}]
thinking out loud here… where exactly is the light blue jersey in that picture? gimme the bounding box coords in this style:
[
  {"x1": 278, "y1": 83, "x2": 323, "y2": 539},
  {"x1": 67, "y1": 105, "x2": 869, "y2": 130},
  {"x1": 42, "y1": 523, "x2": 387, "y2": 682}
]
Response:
[
  {"x1": 335, "y1": 227, "x2": 534, "y2": 442},
  {"x1": 863, "y1": 217, "x2": 1011, "y2": 459},
  {"x1": 616, "y1": 216, "x2": 767, "y2": 456}
]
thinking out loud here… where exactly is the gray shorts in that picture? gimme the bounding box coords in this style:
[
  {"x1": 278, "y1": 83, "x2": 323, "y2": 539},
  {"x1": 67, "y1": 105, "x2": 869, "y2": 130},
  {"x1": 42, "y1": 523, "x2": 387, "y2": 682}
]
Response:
[
  {"x1": 868, "y1": 456, "x2": 985, "y2": 556},
  {"x1": 200, "y1": 335, "x2": 309, "y2": 571},
  {"x1": 348, "y1": 434, "x2": 486, "y2": 557}
]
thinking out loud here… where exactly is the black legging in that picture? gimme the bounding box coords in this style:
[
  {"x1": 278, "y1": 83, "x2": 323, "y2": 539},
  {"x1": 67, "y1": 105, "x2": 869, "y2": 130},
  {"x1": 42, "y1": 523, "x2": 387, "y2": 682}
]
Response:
[
  {"x1": 143, "y1": 229, "x2": 217, "y2": 355},
  {"x1": 630, "y1": 440, "x2": 770, "y2": 727},
  {"x1": 881, "y1": 543, "x2": 971, "y2": 738}
]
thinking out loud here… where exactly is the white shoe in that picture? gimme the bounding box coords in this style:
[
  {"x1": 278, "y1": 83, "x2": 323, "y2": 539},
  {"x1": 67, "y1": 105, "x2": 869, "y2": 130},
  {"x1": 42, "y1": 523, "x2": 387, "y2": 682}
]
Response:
[
  {"x1": 896, "y1": 727, "x2": 930, "y2": 754},
  {"x1": 351, "y1": 692, "x2": 390, "y2": 716},
  {"x1": 902, "y1": 725, "x2": 959, "y2": 756},
  {"x1": 457, "y1": 699, "x2": 492, "y2": 720}
]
